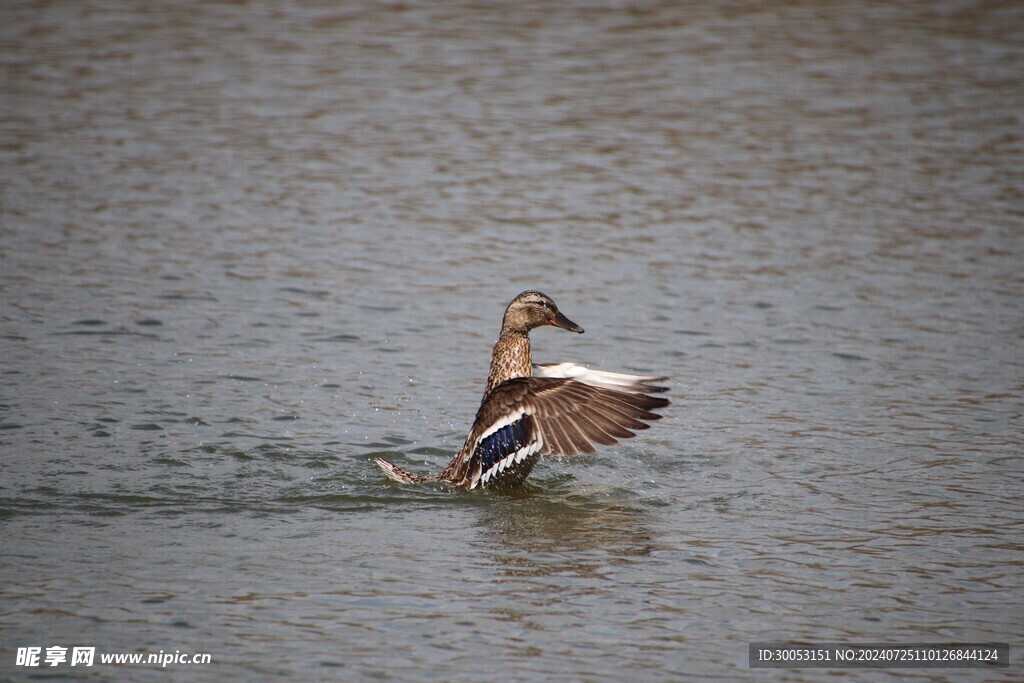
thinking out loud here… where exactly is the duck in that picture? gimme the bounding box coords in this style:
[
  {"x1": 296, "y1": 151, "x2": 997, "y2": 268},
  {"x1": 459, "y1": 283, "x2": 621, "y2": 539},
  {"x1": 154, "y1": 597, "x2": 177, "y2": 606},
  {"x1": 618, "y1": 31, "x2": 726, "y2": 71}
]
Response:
[{"x1": 374, "y1": 290, "x2": 670, "y2": 489}]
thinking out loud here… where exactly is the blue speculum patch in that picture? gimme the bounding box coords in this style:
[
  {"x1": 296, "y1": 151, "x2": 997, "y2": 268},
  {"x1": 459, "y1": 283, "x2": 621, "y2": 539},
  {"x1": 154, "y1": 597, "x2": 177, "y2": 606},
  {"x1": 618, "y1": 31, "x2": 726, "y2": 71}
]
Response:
[{"x1": 477, "y1": 420, "x2": 527, "y2": 474}]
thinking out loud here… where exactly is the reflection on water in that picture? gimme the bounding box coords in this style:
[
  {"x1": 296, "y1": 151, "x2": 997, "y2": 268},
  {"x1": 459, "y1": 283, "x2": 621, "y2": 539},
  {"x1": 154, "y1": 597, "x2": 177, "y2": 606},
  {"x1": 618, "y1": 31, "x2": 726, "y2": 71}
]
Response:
[
  {"x1": 477, "y1": 492, "x2": 661, "y2": 576},
  {"x1": 2, "y1": 0, "x2": 1022, "y2": 680}
]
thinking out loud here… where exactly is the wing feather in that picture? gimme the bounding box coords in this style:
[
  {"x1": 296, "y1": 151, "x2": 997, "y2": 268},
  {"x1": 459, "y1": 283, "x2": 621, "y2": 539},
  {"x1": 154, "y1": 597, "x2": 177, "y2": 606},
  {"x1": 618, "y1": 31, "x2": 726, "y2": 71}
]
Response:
[
  {"x1": 574, "y1": 410, "x2": 630, "y2": 445},
  {"x1": 479, "y1": 376, "x2": 669, "y2": 458},
  {"x1": 440, "y1": 373, "x2": 670, "y2": 486},
  {"x1": 534, "y1": 363, "x2": 669, "y2": 394},
  {"x1": 559, "y1": 411, "x2": 596, "y2": 454}
]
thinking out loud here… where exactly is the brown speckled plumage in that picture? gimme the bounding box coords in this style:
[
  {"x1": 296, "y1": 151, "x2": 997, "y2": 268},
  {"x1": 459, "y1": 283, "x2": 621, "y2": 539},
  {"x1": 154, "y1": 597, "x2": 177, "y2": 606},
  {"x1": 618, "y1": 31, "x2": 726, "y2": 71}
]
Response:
[
  {"x1": 374, "y1": 291, "x2": 669, "y2": 489},
  {"x1": 484, "y1": 334, "x2": 532, "y2": 396}
]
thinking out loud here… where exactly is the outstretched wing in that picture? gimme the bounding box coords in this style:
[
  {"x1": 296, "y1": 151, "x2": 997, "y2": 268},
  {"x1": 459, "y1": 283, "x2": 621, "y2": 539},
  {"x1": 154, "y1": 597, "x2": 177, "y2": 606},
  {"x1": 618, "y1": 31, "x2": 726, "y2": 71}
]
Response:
[
  {"x1": 472, "y1": 410, "x2": 544, "y2": 487},
  {"x1": 533, "y1": 362, "x2": 669, "y2": 395},
  {"x1": 454, "y1": 373, "x2": 668, "y2": 487},
  {"x1": 486, "y1": 377, "x2": 668, "y2": 457},
  {"x1": 436, "y1": 400, "x2": 546, "y2": 489}
]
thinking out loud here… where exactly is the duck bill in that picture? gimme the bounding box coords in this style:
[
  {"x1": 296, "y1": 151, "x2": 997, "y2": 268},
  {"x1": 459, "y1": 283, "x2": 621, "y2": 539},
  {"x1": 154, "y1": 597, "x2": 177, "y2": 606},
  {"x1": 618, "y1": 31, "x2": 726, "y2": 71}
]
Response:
[{"x1": 551, "y1": 311, "x2": 584, "y2": 334}]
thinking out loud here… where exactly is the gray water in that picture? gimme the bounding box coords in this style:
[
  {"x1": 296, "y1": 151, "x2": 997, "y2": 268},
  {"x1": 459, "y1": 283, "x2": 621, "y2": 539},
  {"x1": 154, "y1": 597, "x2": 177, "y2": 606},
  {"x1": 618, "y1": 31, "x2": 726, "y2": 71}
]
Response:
[{"x1": 2, "y1": 1, "x2": 1022, "y2": 681}]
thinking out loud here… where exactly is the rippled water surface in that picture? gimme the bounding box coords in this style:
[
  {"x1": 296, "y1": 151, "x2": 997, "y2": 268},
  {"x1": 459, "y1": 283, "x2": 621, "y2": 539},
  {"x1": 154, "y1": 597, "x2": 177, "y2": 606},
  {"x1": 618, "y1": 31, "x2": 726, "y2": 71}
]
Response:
[{"x1": 2, "y1": 1, "x2": 1022, "y2": 681}]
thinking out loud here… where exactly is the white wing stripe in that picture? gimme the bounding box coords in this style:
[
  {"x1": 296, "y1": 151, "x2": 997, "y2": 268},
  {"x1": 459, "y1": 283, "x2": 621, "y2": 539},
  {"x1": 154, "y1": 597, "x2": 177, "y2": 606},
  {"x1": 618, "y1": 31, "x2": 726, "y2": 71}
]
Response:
[
  {"x1": 479, "y1": 439, "x2": 542, "y2": 486},
  {"x1": 476, "y1": 407, "x2": 530, "y2": 444},
  {"x1": 533, "y1": 363, "x2": 664, "y2": 391}
]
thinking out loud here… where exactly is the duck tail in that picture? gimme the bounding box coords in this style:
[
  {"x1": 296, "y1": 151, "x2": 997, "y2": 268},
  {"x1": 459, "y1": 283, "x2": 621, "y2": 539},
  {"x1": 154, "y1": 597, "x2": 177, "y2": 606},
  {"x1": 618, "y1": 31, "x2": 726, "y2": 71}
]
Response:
[{"x1": 374, "y1": 458, "x2": 430, "y2": 484}]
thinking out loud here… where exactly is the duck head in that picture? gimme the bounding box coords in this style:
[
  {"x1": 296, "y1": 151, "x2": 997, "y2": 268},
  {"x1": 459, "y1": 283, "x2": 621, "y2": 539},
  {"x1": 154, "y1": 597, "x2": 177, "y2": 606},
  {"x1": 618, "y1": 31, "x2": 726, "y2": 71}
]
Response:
[{"x1": 501, "y1": 290, "x2": 584, "y2": 335}]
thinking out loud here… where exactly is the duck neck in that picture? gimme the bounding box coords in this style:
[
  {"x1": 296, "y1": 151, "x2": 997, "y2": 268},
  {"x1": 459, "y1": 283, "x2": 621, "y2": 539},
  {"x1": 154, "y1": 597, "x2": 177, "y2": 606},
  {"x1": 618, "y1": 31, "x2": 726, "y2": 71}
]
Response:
[{"x1": 484, "y1": 331, "x2": 532, "y2": 395}]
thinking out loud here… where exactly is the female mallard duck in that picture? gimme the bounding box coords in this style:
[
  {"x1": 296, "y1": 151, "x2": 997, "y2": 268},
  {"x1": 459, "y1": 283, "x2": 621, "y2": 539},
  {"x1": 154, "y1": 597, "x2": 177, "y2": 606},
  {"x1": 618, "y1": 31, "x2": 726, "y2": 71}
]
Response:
[{"x1": 375, "y1": 291, "x2": 669, "y2": 489}]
